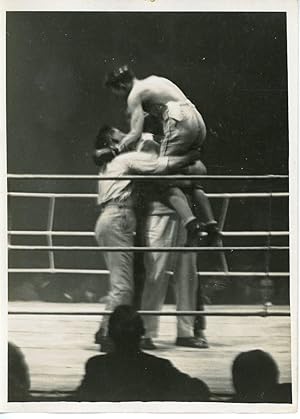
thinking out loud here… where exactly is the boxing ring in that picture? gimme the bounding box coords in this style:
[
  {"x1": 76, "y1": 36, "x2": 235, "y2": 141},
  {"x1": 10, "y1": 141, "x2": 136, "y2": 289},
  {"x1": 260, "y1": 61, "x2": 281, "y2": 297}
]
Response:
[{"x1": 7, "y1": 173, "x2": 291, "y2": 398}]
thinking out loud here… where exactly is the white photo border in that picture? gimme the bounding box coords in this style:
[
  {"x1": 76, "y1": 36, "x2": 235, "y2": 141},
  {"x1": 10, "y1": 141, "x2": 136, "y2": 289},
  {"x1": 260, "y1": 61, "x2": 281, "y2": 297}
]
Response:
[{"x1": 0, "y1": 0, "x2": 298, "y2": 414}]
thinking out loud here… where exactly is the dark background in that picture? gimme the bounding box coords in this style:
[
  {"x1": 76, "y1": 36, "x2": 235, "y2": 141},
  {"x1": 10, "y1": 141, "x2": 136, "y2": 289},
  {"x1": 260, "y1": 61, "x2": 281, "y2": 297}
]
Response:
[{"x1": 6, "y1": 12, "x2": 289, "y2": 304}]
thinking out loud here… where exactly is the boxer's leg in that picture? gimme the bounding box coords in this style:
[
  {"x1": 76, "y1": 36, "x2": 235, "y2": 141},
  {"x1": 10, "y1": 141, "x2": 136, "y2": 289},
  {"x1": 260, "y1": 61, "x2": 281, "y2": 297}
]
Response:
[
  {"x1": 192, "y1": 187, "x2": 220, "y2": 245},
  {"x1": 192, "y1": 188, "x2": 216, "y2": 224},
  {"x1": 160, "y1": 104, "x2": 206, "y2": 157},
  {"x1": 164, "y1": 187, "x2": 196, "y2": 226}
]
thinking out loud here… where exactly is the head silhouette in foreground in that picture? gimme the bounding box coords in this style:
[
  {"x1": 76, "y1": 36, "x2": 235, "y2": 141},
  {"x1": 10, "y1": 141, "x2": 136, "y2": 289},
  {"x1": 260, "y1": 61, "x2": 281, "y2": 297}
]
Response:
[
  {"x1": 232, "y1": 349, "x2": 291, "y2": 403},
  {"x1": 75, "y1": 305, "x2": 210, "y2": 402},
  {"x1": 8, "y1": 342, "x2": 31, "y2": 402},
  {"x1": 108, "y1": 304, "x2": 145, "y2": 352}
]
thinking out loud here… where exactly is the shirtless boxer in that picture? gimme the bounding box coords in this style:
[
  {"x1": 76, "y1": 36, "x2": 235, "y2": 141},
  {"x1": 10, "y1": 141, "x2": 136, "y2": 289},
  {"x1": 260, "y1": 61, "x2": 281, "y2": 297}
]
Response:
[{"x1": 104, "y1": 66, "x2": 219, "y2": 245}]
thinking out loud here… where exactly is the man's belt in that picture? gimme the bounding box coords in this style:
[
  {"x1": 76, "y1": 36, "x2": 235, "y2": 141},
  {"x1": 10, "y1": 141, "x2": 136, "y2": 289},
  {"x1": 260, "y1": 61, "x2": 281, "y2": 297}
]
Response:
[{"x1": 99, "y1": 198, "x2": 135, "y2": 209}]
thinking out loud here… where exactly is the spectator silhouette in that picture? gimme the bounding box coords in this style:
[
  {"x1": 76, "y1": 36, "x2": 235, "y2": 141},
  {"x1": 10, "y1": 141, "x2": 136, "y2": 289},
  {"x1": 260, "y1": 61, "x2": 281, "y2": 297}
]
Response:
[
  {"x1": 8, "y1": 342, "x2": 30, "y2": 402},
  {"x1": 262, "y1": 383, "x2": 292, "y2": 403},
  {"x1": 75, "y1": 305, "x2": 210, "y2": 401},
  {"x1": 231, "y1": 349, "x2": 291, "y2": 403}
]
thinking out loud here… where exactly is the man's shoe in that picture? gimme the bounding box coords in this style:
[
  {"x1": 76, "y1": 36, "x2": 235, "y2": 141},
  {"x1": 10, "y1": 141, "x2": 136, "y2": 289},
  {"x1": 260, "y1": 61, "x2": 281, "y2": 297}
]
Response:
[
  {"x1": 140, "y1": 337, "x2": 157, "y2": 350},
  {"x1": 176, "y1": 336, "x2": 209, "y2": 349},
  {"x1": 193, "y1": 328, "x2": 209, "y2": 348},
  {"x1": 185, "y1": 220, "x2": 208, "y2": 247},
  {"x1": 202, "y1": 221, "x2": 221, "y2": 246}
]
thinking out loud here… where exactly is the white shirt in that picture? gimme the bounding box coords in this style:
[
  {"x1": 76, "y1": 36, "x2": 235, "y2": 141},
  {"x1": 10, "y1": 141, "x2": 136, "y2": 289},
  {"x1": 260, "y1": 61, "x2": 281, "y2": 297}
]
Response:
[{"x1": 97, "y1": 151, "x2": 169, "y2": 205}]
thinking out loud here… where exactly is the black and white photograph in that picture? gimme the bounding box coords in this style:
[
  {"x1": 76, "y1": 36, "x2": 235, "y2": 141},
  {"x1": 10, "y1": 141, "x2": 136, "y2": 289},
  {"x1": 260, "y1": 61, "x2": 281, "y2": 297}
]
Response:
[{"x1": 0, "y1": 0, "x2": 298, "y2": 414}]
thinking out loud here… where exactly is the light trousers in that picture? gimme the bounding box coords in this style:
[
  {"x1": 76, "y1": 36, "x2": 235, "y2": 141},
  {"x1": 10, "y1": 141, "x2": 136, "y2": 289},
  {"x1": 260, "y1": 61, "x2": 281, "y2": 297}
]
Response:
[
  {"x1": 94, "y1": 205, "x2": 136, "y2": 333},
  {"x1": 141, "y1": 214, "x2": 198, "y2": 338}
]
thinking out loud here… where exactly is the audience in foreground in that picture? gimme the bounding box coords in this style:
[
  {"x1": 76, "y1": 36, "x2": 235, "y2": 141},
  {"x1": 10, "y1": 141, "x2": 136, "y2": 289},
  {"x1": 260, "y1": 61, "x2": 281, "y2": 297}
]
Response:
[
  {"x1": 8, "y1": 342, "x2": 31, "y2": 402},
  {"x1": 231, "y1": 349, "x2": 292, "y2": 403},
  {"x1": 7, "y1": 319, "x2": 291, "y2": 403},
  {"x1": 75, "y1": 305, "x2": 210, "y2": 402}
]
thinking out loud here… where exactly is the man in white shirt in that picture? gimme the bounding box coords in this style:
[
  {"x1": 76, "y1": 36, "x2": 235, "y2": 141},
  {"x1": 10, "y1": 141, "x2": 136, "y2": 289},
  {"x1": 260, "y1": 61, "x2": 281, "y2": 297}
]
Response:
[
  {"x1": 93, "y1": 126, "x2": 200, "y2": 351},
  {"x1": 140, "y1": 198, "x2": 208, "y2": 350},
  {"x1": 134, "y1": 137, "x2": 208, "y2": 349}
]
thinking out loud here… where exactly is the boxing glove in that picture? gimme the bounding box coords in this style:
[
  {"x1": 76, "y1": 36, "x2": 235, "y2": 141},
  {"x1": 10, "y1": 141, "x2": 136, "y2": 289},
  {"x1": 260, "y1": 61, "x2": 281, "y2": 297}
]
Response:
[{"x1": 93, "y1": 147, "x2": 119, "y2": 166}]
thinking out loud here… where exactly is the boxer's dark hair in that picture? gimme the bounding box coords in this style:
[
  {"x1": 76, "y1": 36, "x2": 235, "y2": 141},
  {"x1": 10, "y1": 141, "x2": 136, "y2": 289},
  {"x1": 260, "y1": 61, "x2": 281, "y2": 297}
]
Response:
[
  {"x1": 95, "y1": 125, "x2": 114, "y2": 149},
  {"x1": 104, "y1": 65, "x2": 135, "y2": 89}
]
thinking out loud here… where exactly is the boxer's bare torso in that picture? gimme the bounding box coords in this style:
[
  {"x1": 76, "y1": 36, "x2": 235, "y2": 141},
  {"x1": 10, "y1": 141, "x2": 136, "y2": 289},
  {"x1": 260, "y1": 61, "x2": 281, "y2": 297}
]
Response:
[
  {"x1": 129, "y1": 75, "x2": 188, "y2": 112},
  {"x1": 119, "y1": 76, "x2": 191, "y2": 151}
]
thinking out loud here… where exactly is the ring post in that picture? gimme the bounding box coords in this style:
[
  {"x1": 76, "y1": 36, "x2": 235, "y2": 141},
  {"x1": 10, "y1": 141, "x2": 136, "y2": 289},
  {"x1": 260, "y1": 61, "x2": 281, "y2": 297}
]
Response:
[
  {"x1": 261, "y1": 182, "x2": 274, "y2": 308},
  {"x1": 47, "y1": 196, "x2": 56, "y2": 271},
  {"x1": 217, "y1": 197, "x2": 230, "y2": 273}
]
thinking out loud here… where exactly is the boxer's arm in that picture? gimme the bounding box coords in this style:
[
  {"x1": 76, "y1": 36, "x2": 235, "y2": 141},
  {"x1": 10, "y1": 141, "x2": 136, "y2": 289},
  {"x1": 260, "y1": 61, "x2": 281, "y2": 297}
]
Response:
[
  {"x1": 93, "y1": 148, "x2": 116, "y2": 166},
  {"x1": 127, "y1": 150, "x2": 200, "y2": 175},
  {"x1": 118, "y1": 94, "x2": 145, "y2": 153}
]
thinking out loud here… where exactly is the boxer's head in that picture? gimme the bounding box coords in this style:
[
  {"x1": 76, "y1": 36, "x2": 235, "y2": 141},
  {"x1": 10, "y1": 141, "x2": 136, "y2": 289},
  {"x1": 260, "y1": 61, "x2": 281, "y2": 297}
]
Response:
[
  {"x1": 95, "y1": 125, "x2": 125, "y2": 149},
  {"x1": 104, "y1": 65, "x2": 135, "y2": 97}
]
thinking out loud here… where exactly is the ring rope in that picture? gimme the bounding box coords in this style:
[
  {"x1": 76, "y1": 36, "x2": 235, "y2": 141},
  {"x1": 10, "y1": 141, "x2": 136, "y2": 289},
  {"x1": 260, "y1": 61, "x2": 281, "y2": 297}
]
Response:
[
  {"x1": 264, "y1": 179, "x2": 273, "y2": 296},
  {"x1": 8, "y1": 192, "x2": 289, "y2": 199},
  {"x1": 8, "y1": 268, "x2": 289, "y2": 277},
  {"x1": 8, "y1": 310, "x2": 290, "y2": 317},
  {"x1": 8, "y1": 245, "x2": 289, "y2": 252},
  {"x1": 7, "y1": 230, "x2": 289, "y2": 237},
  {"x1": 7, "y1": 174, "x2": 290, "y2": 318},
  {"x1": 7, "y1": 174, "x2": 289, "y2": 180}
]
